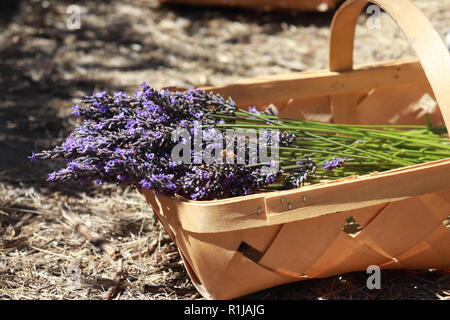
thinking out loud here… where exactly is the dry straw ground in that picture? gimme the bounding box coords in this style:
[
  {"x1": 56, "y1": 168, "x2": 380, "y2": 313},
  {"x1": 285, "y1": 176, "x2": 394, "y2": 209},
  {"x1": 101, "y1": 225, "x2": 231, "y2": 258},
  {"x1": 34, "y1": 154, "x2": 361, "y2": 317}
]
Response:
[{"x1": 0, "y1": 0, "x2": 449, "y2": 300}]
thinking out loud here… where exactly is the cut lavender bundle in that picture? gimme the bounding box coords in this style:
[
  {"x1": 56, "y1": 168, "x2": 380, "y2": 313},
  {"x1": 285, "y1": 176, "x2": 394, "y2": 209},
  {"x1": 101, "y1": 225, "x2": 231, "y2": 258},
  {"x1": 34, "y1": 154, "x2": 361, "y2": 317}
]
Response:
[
  {"x1": 30, "y1": 83, "x2": 450, "y2": 200},
  {"x1": 30, "y1": 83, "x2": 285, "y2": 200}
]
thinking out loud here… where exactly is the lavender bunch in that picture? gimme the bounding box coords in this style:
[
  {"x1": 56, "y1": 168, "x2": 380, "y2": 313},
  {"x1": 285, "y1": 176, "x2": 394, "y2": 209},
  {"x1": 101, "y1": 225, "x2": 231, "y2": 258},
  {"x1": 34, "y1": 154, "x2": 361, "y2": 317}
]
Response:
[{"x1": 30, "y1": 83, "x2": 287, "y2": 200}]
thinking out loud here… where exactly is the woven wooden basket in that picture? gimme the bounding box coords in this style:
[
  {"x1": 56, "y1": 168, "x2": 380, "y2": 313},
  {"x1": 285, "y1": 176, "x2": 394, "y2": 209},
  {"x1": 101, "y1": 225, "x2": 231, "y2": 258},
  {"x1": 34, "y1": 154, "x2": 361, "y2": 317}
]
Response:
[
  {"x1": 160, "y1": 0, "x2": 341, "y2": 12},
  {"x1": 142, "y1": 0, "x2": 450, "y2": 299}
]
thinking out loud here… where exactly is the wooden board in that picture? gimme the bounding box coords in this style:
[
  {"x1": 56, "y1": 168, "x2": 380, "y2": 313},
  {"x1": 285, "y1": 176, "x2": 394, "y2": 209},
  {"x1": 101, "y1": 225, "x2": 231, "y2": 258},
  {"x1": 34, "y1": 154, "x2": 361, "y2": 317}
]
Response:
[{"x1": 160, "y1": 0, "x2": 340, "y2": 11}]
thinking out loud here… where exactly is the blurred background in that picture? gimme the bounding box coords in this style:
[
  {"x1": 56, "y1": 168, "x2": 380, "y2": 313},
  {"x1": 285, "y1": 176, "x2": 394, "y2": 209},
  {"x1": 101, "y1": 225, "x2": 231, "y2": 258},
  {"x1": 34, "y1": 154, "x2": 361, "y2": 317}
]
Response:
[{"x1": 0, "y1": 0, "x2": 449, "y2": 300}]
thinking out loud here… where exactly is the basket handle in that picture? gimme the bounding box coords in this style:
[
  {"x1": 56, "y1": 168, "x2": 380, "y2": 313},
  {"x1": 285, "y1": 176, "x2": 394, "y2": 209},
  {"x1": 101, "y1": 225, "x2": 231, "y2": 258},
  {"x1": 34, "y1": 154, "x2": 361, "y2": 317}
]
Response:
[{"x1": 328, "y1": 0, "x2": 450, "y2": 129}]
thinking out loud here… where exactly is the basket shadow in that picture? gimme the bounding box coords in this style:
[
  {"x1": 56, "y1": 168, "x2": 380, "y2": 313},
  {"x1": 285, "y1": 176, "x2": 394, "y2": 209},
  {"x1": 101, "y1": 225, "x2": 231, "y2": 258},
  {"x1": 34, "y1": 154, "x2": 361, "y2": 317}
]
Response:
[{"x1": 159, "y1": 2, "x2": 338, "y2": 30}]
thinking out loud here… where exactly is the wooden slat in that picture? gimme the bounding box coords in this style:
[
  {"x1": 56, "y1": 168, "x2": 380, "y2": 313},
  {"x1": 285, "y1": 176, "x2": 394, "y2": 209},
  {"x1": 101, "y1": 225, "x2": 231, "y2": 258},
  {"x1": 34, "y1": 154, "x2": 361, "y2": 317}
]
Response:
[
  {"x1": 396, "y1": 224, "x2": 450, "y2": 269},
  {"x1": 253, "y1": 96, "x2": 333, "y2": 123},
  {"x1": 202, "y1": 59, "x2": 427, "y2": 106},
  {"x1": 355, "y1": 196, "x2": 448, "y2": 259},
  {"x1": 304, "y1": 232, "x2": 389, "y2": 278},
  {"x1": 331, "y1": 93, "x2": 358, "y2": 124}
]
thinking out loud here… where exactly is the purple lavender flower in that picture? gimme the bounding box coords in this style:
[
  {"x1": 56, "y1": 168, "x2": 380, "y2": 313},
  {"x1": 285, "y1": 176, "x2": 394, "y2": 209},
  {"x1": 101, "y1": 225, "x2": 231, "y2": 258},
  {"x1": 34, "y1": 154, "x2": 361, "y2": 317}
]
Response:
[
  {"x1": 266, "y1": 176, "x2": 275, "y2": 184},
  {"x1": 114, "y1": 92, "x2": 128, "y2": 105},
  {"x1": 94, "y1": 91, "x2": 107, "y2": 99},
  {"x1": 193, "y1": 112, "x2": 203, "y2": 119},
  {"x1": 140, "y1": 179, "x2": 153, "y2": 190},
  {"x1": 68, "y1": 161, "x2": 80, "y2": 171},
  {"x1": 28, "y1": 153, "x2": 39, "y2": 162},
  {"x1": 322, "y1": 158, "x2": 348, "y2": 171},
  {"x1": 71, "y1": 105, "x2": 81, "y2": 117},
  {"x1": 284, "y1": 158, "x2": 317, "y2": 190},
  {"x1": 248, "y1": 106, "x2": 260, "y2": 115},
  {"x1": 47, "y1": 172, "x2": 58, "y2": 181}
]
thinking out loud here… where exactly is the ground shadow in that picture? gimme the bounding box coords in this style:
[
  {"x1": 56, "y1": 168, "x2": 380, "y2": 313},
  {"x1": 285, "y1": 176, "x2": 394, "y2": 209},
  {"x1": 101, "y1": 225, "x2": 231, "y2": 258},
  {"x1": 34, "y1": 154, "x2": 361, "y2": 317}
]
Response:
[{"x1": 160, "y1": 2, "x2": 339, "y2": 30}]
